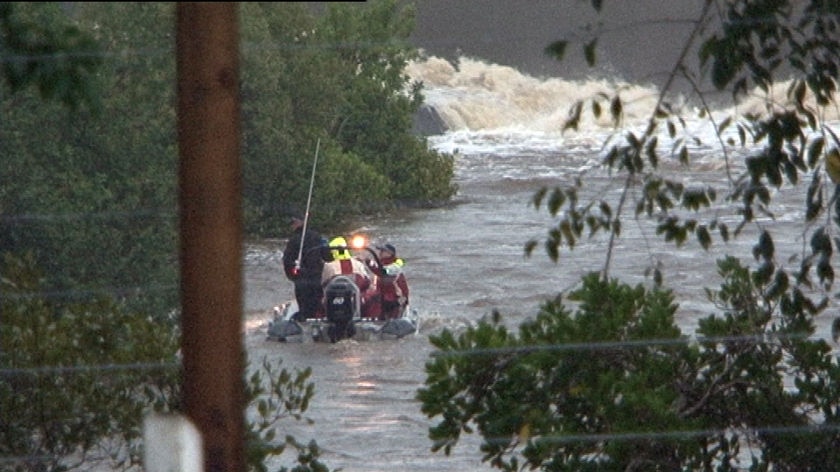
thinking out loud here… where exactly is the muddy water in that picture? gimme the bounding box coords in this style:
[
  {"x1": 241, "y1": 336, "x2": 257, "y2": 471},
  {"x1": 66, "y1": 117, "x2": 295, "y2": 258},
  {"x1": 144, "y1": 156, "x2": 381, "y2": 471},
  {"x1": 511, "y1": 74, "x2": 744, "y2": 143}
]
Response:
[
  {"x1": 240, "y1": 146, "x2": 604, "y2": 471},
  {"x1": 241, "y1": 145, "x2": 837, "y2": 472},
  {"x1": 236, "y1": 87, "x2": 840, "y2": 469}
]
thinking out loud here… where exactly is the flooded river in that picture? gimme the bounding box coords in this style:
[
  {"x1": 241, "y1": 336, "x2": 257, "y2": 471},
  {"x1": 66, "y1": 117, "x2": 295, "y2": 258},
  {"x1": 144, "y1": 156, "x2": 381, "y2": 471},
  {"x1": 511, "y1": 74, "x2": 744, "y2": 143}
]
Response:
[{"x1": 240, "y1": 56, "x2": 839, "y2": 471}]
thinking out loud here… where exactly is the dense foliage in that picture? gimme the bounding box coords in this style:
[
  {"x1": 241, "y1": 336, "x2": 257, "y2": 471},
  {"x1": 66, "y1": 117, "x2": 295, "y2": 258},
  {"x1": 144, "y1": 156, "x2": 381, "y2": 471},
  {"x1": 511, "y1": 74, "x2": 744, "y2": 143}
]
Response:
[
  {"x1": 1, "y1": 253, "x2": 330, "y2": 472},
  {"x1": 0, "y1": 253, "x2": 181, "y2": 471},
  {"x1": 1, "y1": 1, "x2": 456, "y2": 319},
  {"x1": 420, "y1": 268, "x2": 840, "y2": 470},
  {"x1": 239, "y1": 1, "x2": 456, "y2": 236},
  {"x1": 421, "y1": 0, "x2": 840, "y2": 469},
  {"x1": 1, "y1": 2, "x2": 179, "y2": 317},
  {"x1": 0, "y1": 2, "x2": 100, "y2": 110}
]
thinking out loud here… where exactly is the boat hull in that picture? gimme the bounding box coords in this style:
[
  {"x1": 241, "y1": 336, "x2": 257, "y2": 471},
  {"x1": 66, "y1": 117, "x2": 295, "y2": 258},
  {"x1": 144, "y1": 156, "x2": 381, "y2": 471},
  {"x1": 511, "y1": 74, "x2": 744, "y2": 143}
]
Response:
[{"x1": 266, "y1": 300, "x2": 419, "y2": 343}]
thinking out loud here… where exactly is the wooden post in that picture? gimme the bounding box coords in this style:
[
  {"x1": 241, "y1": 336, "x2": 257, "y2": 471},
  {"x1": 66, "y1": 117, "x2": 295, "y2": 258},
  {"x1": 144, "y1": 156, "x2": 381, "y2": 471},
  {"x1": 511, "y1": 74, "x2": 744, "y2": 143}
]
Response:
[{"x1": 176, "y1": 3, "x2": 244, "y2": 471}]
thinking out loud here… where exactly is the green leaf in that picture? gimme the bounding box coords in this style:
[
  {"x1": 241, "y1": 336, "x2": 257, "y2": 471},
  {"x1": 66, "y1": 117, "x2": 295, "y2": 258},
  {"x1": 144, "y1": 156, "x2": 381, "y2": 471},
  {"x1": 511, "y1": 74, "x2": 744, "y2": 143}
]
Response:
[
  {"x1": 653, "y1": 268, "x2": 662, "y2": 286},
  {"x1": 646, "y1": 136, "x2": 659, "y2": 167},
  {"x1": 718, "y1": 223, "x2": 730, "y2": 242},
  {"x1": 548, "y1": 188, "x2": 565, "y2": 215},
  {"x1": 717, "y1": 116, "x2": 732, "y2": 134},
  {"x1": 599, "y1": 201, "x2": 612, "y2": 220},
  {"x1": 560, "y1": 220, "x2": 576, "y2": 248},
  {"x1": 807, "y1": 136, "x2": 824, "y2": 168},
  {"x1": 753, "y1": 260, "x2": 775, "y2": 285},
  {"x1": 524, "y1": 239, "x2": 538, "y2": 256},
  {"x1": 810, "y1": 227, "x2": 832, "y2": 255},
  {"x1": 696, "y1": 225, "x2": 712, "y2": 250},
  {"x1": 563, "y1": 100, "x2": 583, "y2": 131},
  {"x1": 678, "y1": 146, "x2": 689, "y2": 164},
  {"x1": 753, "y1": 230, "x2": 775, "y2": 261},
  {"x1": 532, "y1": 186, "x2": 548, "y2": 208},
  {"x1": 584, "y1": 38, "x2": 598, "y2": 66},
  {"x1": 610, "y1": 95, "x2": 622, "y2": 125},
  {"x1": 817, "y1": 256, "x2": 834, "y2": 285},
  {"x1": 792, "y1": 79, "x2": 807, "y2": 107},
  {"x1": 737, "y1": 124, "x2": 746, "y2": 146},
  {"x1": 544, "y1": 40, "x2": 568, "y2": 61}
]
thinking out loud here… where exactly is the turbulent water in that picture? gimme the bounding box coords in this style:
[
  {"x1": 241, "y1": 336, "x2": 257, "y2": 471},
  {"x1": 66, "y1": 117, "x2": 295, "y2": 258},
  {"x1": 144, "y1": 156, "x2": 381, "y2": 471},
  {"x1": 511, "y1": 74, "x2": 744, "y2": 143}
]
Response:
[{"x1": 243, "y1": 53, "x2": 840, "y2": 471}]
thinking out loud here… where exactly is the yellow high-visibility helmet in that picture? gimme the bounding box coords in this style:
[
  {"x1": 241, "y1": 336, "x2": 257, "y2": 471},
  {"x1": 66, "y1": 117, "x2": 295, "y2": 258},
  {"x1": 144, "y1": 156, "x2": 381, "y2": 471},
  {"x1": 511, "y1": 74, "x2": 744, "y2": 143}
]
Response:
[{"x1": 329, "y1": 236, "x2": 350, "y2": 260}]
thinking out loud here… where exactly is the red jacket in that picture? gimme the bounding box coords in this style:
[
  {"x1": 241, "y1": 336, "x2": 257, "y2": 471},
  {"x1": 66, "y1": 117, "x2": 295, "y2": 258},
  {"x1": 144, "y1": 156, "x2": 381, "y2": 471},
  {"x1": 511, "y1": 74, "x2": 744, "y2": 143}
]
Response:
[{"x1": 378, "y1": 255, "x2": 409, "y2": 309}]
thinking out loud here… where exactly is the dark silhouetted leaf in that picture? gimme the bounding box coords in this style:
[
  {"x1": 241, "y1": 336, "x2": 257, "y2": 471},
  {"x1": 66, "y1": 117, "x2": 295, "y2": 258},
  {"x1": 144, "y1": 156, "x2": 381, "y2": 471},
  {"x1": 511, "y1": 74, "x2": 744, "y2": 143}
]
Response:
[
  {"x1": 544, "y1": 40, "x2": 568, "y2": 61},
  {"x1": 532, "y1": 186, "x2": 548, "y2": 208},
  {"x1": 753, "y1": 230, "x2": 775, "y2": 261},
  {"x1": 610, "y1": 95, "x2": 622, "y2": 125},
  {"x1": 697, "y1": 225, "x2": 712, "y2": 250},
  {"x1": 584, "y1": 38, "x2": 598, "y2": 66},
  {"x1": 524, "y1": 239, "x2": 538, "y2": 256},
  {"x1": 548, "y1": 189, "x2": 565, "y2": 215}
]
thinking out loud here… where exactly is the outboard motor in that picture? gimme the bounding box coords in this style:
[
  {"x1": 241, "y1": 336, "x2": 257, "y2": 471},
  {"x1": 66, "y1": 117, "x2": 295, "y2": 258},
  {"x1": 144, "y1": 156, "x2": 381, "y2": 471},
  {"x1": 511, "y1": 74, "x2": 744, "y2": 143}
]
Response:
[{"x1": 324, "y1": 275, "x2": 360, "y2": 342}]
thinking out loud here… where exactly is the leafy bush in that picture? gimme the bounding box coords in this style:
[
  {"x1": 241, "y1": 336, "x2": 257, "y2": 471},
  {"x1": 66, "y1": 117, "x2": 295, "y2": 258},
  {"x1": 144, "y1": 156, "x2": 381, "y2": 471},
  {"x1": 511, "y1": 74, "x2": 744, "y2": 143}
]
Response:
[
  {"x1": 0, "y1": 252, "x2": 181, "y2": 471},
  {"x1": 244, "y1": 357, "x2": 333, "y2": 472},
  {"x1": 2, "y1": 1, "x2": 457, "y2": 320},
  {"x1": 239, "y1": 1, "x2": 456, "y2": 236},
  {"x1": 419, "y1": 274, "x2": 689, "y2": 470},
  {"x1": 420, "y1": 266, "x2": 840, "y2": 470},
  {"x1": 0, "y1": 253, "x2": 333, "y2": 472},
  {"x1": 0, "y1": 2, "x2": 178, "y2": 318}
]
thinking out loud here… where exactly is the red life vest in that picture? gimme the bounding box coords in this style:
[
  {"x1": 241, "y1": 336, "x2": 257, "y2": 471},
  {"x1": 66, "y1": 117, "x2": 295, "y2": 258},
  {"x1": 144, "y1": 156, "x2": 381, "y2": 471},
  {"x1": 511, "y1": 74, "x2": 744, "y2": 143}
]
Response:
[
  {"x1": 335, "y1": 258, "x2": 370, "y2": 292},
  {"x1": 339, "y1": 259, "x2": 353, "y2": 275}
]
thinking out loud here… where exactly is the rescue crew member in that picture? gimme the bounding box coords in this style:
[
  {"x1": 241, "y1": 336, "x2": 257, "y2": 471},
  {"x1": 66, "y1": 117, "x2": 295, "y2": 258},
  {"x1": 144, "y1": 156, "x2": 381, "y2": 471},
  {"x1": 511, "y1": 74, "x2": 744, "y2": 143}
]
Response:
[
  {"x1": 282, "y1": 215, "x2": 331, "y2": 320},
  {"x1": 322, "y1": 236, "x2": 380, "y2": 318},
  {"x1": 377, "y1": 243, "x2": 409, "y2": 319},
  {"x1": 321, "y1": 236, "x2": 374, "y2": 291}
]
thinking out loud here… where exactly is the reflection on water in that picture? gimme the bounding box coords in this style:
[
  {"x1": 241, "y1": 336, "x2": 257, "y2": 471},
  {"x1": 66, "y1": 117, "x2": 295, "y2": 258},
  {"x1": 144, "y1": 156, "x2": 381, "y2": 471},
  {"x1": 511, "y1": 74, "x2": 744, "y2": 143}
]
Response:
[{"x1": 246, "y1": 327, "x2": 488, "y2": 472}]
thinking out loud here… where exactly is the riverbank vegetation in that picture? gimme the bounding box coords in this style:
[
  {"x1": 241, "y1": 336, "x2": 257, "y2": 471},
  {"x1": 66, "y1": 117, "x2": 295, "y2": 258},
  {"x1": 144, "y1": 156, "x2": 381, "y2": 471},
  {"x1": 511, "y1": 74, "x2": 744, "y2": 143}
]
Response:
[
  {"x1": 420, "y1": 1, "x2": 840, "y2": 469},
  {"x1": 1, "y1": 1, "x2": 455, "y2": 318}
]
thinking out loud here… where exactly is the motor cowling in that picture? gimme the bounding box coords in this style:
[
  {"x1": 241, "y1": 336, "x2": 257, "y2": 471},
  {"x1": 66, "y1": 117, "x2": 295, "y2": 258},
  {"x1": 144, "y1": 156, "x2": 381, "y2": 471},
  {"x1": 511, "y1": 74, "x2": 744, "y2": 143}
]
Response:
[{"x1": 324, "y1": 275, "x2": 360, "y2": 324}]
